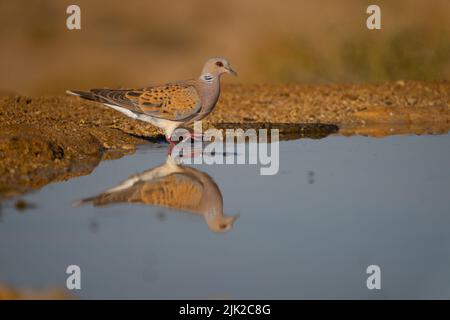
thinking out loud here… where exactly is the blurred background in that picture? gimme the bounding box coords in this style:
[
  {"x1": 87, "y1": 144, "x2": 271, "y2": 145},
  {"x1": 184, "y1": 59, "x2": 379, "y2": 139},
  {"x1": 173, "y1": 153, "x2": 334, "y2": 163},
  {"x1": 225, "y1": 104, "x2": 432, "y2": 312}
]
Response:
[{"x1": 0, "y1": 0, "x2": 449, "y2": 95}]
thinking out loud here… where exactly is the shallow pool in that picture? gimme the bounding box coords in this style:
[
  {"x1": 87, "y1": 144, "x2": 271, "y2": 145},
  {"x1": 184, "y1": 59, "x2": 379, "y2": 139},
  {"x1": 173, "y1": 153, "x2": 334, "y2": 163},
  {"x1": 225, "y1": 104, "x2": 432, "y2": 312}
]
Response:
[{"x1": 1, "y1": 133, "x2": 450, "y2": 299}]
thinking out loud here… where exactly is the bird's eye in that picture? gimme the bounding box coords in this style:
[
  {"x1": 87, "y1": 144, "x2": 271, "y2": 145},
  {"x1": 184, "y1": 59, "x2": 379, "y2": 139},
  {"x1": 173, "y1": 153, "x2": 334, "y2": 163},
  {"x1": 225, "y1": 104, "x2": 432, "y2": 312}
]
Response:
[{"x1": 215, "y1": 61, "x2": 224, "y2": 67}]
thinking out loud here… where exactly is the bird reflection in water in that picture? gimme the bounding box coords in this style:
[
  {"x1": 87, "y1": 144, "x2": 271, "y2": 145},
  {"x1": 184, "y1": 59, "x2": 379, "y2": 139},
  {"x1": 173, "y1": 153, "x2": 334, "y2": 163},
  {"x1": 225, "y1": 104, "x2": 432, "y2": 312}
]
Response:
[{"x1": 75, "y1": 155, "x2": 238, "y2": 233}]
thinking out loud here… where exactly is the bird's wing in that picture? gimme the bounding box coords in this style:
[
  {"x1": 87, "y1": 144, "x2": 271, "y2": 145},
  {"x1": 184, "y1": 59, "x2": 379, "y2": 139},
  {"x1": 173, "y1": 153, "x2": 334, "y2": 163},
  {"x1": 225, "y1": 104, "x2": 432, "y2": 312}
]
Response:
[
  {"x1": 90, "y1": 81, "x2": 202, "y2": 121},
  {"x1": 139, "y1": 173, "x2": 204, "y2": 213},
  {"x1": 83, "y1": 173, "x2": 205, "y2": 214}
]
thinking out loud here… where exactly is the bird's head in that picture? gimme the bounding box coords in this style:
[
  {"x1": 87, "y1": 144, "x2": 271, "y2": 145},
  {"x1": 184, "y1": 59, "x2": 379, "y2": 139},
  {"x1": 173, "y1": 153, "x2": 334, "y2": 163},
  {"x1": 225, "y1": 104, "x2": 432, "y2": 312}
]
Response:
[
  {"x1": 206, "y1": 213, "x2": 240, "y2": 233},
  {"x1": 201, "y1": 57, "x2": 237, "y2": 80}
]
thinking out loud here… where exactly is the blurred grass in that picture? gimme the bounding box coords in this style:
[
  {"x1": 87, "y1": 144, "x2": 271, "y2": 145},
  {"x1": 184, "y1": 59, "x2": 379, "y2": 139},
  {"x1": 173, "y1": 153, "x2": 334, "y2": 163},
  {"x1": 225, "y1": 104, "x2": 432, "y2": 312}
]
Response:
[
  {"x1": 0, "y1": 0, "x2": 449, "y2": 94},
  {"x1": 340, "y1": 29, "x2": 450, "y2": 82},
  {"x1": 253, "y1": 28, "x2": 450, "y2": 83}
]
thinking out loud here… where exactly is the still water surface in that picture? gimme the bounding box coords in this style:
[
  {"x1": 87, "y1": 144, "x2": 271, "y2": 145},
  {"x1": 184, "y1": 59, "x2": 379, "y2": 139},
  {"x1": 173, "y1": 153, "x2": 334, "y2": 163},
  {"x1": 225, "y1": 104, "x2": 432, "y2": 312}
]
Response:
[{"x1": 1, "y1": 133, "x2": 450, "y2": 299}]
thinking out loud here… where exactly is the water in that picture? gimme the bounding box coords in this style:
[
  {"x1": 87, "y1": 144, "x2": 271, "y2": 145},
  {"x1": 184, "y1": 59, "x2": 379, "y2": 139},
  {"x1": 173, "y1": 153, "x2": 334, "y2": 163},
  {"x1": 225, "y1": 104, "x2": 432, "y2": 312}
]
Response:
[{"x1": 1, "y1": 133, "x2": 450, "y2": 299}]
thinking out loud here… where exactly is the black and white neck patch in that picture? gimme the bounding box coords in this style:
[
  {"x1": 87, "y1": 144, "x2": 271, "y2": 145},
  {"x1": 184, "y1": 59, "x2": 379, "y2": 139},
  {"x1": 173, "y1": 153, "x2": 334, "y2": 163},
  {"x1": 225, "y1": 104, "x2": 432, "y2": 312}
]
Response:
[{"x1": 201, "y1": 74, "x2": 214, "y2": 83}]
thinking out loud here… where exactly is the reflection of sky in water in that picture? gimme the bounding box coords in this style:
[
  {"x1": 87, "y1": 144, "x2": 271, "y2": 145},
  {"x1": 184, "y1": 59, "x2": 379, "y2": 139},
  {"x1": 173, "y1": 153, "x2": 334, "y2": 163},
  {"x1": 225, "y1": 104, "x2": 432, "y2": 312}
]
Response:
[{"x1": 0, "y1": 134, "x2": 450, "y2": 299}]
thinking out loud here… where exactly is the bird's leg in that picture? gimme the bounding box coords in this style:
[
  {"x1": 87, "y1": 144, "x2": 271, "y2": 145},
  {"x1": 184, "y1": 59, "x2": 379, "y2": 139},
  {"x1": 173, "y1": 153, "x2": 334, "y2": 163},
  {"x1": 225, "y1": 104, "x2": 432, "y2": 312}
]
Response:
[
  {"x1": 166, "y1": 133, "x2": 193, "y2": 157},
  {"x1": 167, "y1": 142, "x2": 175, "y2": 155},
  {"x1": 168, "y1": 132, "x2": 203, "y2": 158},
  {"x1": 166, "y1": 136, "x2": 177, "y2": 147},
  {"x1": 166, "y1": 136, "x2": 201, "y2": 158},
  {"x1": 167, "y1": 144, "x2": 200, "y2": 158},
  {"x1": 166, "y1": 137, "x2": 175, "y2": 156}
]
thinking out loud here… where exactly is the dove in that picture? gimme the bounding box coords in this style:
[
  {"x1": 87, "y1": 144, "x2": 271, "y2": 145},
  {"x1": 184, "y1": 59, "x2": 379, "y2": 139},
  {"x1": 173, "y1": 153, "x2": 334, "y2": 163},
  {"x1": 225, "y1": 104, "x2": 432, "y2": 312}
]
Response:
[
  {"x1": 66, "y1": 57, "x2": 237, "y2": 144},
  {"x1": 74, "y1": 155, "x2": 239, "y2": 233}
]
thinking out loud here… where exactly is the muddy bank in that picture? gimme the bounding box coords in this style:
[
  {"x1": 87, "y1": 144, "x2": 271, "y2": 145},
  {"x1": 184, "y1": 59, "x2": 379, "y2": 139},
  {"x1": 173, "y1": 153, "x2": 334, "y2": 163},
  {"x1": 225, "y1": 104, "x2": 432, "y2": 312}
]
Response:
[
  {"x1": 1, "y1": 81, "x2": 449, "y2": 197},
  {"x1": 0, "y1": 283, "x2": 71, "y2": 300},
  {"x1": 0, "y1": 96, "x2": 154, "y2": 197}
]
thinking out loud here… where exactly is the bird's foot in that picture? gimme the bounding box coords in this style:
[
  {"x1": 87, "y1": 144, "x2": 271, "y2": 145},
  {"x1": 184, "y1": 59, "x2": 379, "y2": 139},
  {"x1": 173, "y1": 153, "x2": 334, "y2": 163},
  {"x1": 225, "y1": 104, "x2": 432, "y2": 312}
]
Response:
[
  {"x1": 166, "y1": 137, "x2": 177, "y2": 146},
  {"x1": 167, "y1": 141, "x2": 175, "y2": 155},
  {"x1": 166, "y1": 142, "x2": 202, "y2": 159},
  {"x1": 179, "y1": 148, "x2": 203, "y2": 158}
]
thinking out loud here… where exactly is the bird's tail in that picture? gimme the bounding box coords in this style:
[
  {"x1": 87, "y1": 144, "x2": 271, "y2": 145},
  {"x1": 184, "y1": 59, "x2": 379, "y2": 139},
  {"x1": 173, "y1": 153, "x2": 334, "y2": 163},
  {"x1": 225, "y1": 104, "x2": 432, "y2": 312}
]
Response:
[{"x1": 72, "y1": 196, "x2": 96, "y2": 208}]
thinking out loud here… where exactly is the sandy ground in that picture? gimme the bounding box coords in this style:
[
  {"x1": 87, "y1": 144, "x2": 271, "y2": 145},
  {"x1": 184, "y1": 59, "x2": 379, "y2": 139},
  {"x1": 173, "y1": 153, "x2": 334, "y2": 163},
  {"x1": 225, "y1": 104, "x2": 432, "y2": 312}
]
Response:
[{"x1": 1, "y1": 81, "x2": 449, "y2": 198}]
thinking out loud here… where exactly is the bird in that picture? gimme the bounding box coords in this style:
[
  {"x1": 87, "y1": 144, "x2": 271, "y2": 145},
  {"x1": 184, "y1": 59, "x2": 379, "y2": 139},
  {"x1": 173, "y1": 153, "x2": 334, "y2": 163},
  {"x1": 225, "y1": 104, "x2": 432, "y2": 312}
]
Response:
[
  {"x1": 74, "y1": 155, "x2": 239, "y2": 233},
  {"x1": 66, "y1": 57, "x2": 237, "y2": 144}
]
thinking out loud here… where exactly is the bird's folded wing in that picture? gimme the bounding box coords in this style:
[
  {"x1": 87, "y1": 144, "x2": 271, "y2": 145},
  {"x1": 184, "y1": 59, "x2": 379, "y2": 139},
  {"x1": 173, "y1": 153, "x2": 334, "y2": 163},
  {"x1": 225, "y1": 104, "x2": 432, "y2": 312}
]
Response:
[
  {"x1": 91, "y1": 81, "x2": 201, "y2": 121},
  {"x1": 139, "y1": 174, "x2": 204, "y2": 214},
  {"x1": 85, "y1": 173, "x2": 205, "y2": 214}
]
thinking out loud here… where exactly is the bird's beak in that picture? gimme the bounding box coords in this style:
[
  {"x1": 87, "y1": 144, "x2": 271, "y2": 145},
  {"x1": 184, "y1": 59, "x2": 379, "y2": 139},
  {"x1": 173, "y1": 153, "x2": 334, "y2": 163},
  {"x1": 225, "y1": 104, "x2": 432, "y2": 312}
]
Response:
[{"x1": 226, "y1": 66, "x2": 237, "y2": 76}]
